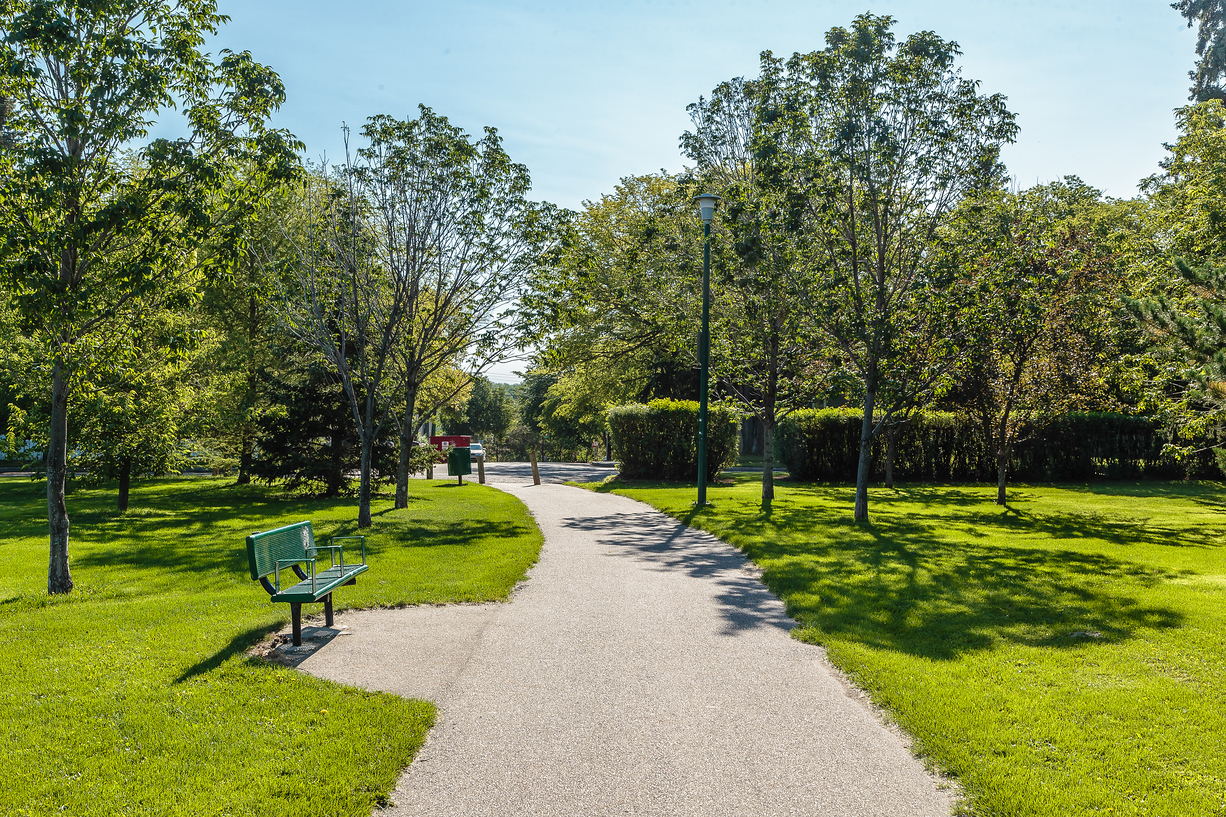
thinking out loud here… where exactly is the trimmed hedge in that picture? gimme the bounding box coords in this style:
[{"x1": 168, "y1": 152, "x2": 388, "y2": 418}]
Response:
[
  {"x1": 608, "y1": 399, "x2": 740, "y2": 481},
  {"x1": 776, "y1": 409, "x2": 1224, "y2": 483},
  {"x1": 775, "y1": 410, "x2": 983, "y2": 482}
]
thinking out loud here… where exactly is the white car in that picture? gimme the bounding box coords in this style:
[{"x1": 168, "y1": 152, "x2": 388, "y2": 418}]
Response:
[{"x1": 469, "y1": 442, "x2": 485, "y2": 462}]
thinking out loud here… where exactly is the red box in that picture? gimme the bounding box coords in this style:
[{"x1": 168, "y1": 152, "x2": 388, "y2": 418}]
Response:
[{"x1": 430, "y1": 435, "x2": 471, "y2": 451}]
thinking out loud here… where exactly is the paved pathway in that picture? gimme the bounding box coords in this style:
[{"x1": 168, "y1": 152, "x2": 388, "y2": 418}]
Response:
[
  {"x1": 297, "y1": 483, "x2": 953, "y2": 816},
  {"x1": 477, "y1": 460, "x2": 619, "y2": 484}
]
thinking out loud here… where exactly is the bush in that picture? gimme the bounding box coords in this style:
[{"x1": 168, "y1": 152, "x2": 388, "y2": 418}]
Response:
[
  {"x1": 775, "y1": 409, "x2": 988, "y2": 482},
  {"x1": 1022, "y1": 413, "x2": 1224, "y2": 480},
  {"x1": 774, "y1": 409, "x2": 865, "y2": 482},
  {"x1": 776, "y1": 410, "x2": 1223, "y2": 483},
  {"x1": 608, "y1": 399, "x2": 740, "y2": 481}
]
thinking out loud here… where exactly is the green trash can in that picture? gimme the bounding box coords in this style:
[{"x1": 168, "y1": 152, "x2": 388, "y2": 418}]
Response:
[{"x1": 447, "y1": 447, "x2": 472, "y2": 479}]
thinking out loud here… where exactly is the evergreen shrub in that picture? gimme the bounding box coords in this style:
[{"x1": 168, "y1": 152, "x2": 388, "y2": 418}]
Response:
[{"x1": 608, "y1": 399, "x2": 740, "y2": 481}]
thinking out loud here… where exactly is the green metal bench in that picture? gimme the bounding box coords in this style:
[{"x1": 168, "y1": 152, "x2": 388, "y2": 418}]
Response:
[{"x1": 245, "y1": 521, "x2": 368, "y2": 646}]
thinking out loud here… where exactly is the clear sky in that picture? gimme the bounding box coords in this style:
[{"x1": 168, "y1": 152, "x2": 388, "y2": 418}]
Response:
[{"x1": 194, "y1": 0, "x2": 1200, "y2": 381}]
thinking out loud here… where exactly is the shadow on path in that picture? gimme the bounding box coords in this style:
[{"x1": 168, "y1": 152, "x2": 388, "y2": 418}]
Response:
[{"x1": 560, "y1": 510, "x2": 795, "y2": 638}]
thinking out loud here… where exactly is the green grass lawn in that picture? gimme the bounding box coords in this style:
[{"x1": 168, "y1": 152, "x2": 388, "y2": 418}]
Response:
[
  {"x1": 0, "y1": 476, "x2": 542, "y2": 817},
  {"x1": 592, "y1": 475, "x2": 1226, "y2": 817}
]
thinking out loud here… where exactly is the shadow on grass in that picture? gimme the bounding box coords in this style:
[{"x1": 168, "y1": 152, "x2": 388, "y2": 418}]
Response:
[
  {"x1": 174, "y1": 622, "x2": 282, "y2": 684},
  {"x1": 691, "y1": 498, "x2": 1186, "y2": 660},
  {"x1": 759, "y1": 483, "x2": 1226, "y2": 550},
  {"x1": 74, "y1": 518, "x2": 533, "y2": 579}
]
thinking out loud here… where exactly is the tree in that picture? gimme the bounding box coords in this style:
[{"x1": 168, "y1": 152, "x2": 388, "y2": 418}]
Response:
[
  {"x1": 73, "y1": 280, "x2": 206, "y2": 511},
  {"x1": 1174, "y1": 0, "x2": 1226, "y2": 101},
  {"x1": 0, "y1": 1, "x2": 298, "y2": 592},
  {"x1": 522, "y1": 173, "x2": 705, "y2": 454},
  {"x1": 682, "y1": 72, "x2": 833, "y2": 513},
  {"x1": 355, "y1": 108, "x2": 563, "y2": 510},
  {"x1": 282, "y1": 157, "x2": 405, "y2": 527},
  {"x1": 515, "y1": 369, "x2": 596, "y2": 461},
  {"x1": 1131, "y1": 100, "x2": 1226, "y2": 428},
  {"x1": 253, "y1": 345, "x2": 396, "y2": 497},
  {"x1": 457, "y1": 376, "x2": 513, "y2": 441},
  {"x1": 769, "y1": 14, "x2": 1017, "y2": 521},
  {"x1": 1143, "y1": 101, "x2": 1226, "y2": 263},
  {"x1": 949, "y1": 181, "x2": 1120, "y2": 505},
  {"x1": 198, "y1": 182, "x2": 306, "y2": 484},
  {"x1": 1130, "y1": 257, "x2": 1226, "y2": 418},
  {"x1": 282, "y1": 103, "x2": 559, "y2": 525}
]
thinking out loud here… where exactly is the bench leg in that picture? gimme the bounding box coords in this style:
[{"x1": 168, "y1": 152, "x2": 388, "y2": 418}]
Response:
[
  {"x1": 291, "y1": 603, "x2": 302, "y2": 646},
  {"x1": 324, "y1": 593, "x2": 334, "y2": 627}
]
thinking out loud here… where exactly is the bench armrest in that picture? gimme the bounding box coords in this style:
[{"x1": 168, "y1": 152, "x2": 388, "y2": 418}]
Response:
[
  {"x1": 330, "y1": 535, "x2": 366, "y2": 566},
  {"x1": 309, "y1": 544, "x2": 345, "y2": 570},
  {"x1": 274, "y1": 557, "x2": 315, "y2": 592}
]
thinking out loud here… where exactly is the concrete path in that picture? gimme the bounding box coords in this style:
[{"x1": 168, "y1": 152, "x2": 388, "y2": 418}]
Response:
[
  {"x1": 296, "y1": 483, "x2": 954, "y2": 817},
  {"x1": 476, "y1": 460, "x2": 619, "y2": 485}
]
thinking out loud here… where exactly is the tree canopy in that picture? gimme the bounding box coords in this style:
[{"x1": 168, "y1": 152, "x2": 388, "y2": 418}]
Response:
[
  {"x1": 0, "y1": 0, "x2": 298, "y2": 592},
  {"x1": 1175, "y1": 0, "x2": 1226, "y2": 100}
]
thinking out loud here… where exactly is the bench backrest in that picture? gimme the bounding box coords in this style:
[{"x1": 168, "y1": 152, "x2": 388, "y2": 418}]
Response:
[{"x1": 246, "y1": 521, "x2": 315, "y2": 581}]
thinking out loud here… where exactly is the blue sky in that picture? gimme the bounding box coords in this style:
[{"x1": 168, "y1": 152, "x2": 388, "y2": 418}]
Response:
[{"x1": 196, "y1": 1, "x2": 1200, "y2": 380}]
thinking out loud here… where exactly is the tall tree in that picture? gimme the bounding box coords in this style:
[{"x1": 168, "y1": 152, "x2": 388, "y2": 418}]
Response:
[
  {"x1": 457, "y1": 376, "x2": 513, "y2": 441},
  {"x1": 1142, "y1": 101, "x2": 1226, "y2": 263},
  {"x1": 199, "y1": 183, "x2": 306, "y2": 484},
  {"x1": 1131, "y1": 99, "x2": 1226, "y2": 427},
  {"x1": 284, "y1": 109, "x2": 557, "y2": 523},
  {"x1": 368, "y1": 107, "x2": 565, "y2": 509},
  {"x1": 522, "y1": 173, "x2": 704, "y2": 433},
  {"x1": 772, "y1": 14, "x2": 1017, "y2": 521},
  {"x1": 949, "y1": 181, "x2": 1120, "y2": 505},
  {"x1": 1174, "y1": 0, "x2": 1226, "y2": 101},
  {"x1": 282, "y1": 156, "x2": 403, "y2": 527},
  {"x1": 0, "y1": 0, "x2": 297, "y2": 592},
  {"x1": 73, "y1": 278, "x2": 206, "y2": 511},
  {"x1": 683, "y1": 72, "x2": 832, "y2": 514}
]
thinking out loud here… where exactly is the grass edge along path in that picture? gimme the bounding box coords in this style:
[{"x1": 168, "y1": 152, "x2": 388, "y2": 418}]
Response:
[
  {"x1": 0, "y1": 476, "x2": 543, "y2": 817},
  {"x1": 587, "y1": 475, "x2": 1226, "y2": 817}
]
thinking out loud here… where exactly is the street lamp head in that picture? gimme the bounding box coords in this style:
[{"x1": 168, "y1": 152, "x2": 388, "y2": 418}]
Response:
[{"x1": 693, "y1": 193, "x2": 720, "y2": 224}]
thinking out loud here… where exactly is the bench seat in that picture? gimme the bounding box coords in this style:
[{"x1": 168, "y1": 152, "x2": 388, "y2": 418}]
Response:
[
  {"x1": 271, "y1": 562, "x2": 368, "y2": 603},
  {"x1": 245, "y1": 521, "x2": 368, "y2": 646}
]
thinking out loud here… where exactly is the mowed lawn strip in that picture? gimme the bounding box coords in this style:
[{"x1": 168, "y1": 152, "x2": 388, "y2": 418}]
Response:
[
  {"x1": 593, "y1": 476, "x2": 1226, "y2": 817},
  {"x1": 0, "y1": 477, "x2": 542, "y2": 817}
]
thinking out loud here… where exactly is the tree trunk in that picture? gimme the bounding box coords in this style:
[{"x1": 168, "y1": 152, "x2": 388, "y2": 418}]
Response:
[
  {"x1": 395, "y1": 433, "x2": 410, "y2": 507},
  {"x1": 996, "y1": 441, "x2": 1011, "y2": 506},
  {"x1": 761, "y1": 332, "x2": 780, "y2": 514},
  {"x1": 358, "y1": 434, "x2": 373, "y2": 528},
  {"x1": 995, "y1": 405, "x2": 1014, "y2": 506},
  {"x1": 395, "y1": 381, "x2": 419, "y2": 510},
  {"x1": 884, "y1": 425, "x2": 897, "y2": 490},
  {"x1": 236, "y1": 432, "x2": 253, "y2": 485},
  {"x1": 325, "y1": 427, "x2": 344, "y2": 498},
  {"x1": 47, "y1": 362, "x2": 72, "y2": 594},
  {"x1": 117, "y1": 457, "x2": 132, "y2": 512},
  {"x1": 237, "y1": 290, "x2": 260, "y2": 486},
  {"x1": 426, "y1": 419, "x2": 434, "y2": 479},
  {"x1": 853, "y1": 386, "x2": 876, "y2": 522},
  {"x1": 761, "y1": 417, "x2": 775, "y2": 514}
]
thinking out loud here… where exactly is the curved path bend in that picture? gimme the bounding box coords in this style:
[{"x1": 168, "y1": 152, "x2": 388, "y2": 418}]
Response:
[{"x1": 298, "y1": 481, "x2": 954, "y2": 817}]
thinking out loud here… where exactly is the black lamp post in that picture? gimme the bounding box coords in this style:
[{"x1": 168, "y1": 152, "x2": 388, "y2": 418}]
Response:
[{"x1": 693, "y1": 192, "x2": 720, "y2": 506}]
